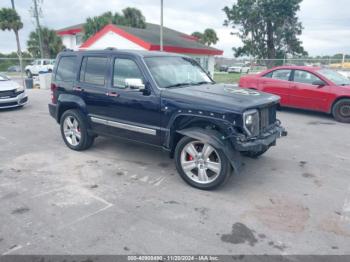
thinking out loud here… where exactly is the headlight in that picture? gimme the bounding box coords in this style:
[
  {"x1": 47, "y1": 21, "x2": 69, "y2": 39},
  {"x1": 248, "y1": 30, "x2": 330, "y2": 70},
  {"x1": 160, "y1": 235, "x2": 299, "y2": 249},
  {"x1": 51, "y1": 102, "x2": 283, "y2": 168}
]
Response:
[
  {"x1": 243, "y1": 109, "x2": 259, "y2": 137},
  {"x1": 15, "y1": 85, "x2": 25, "y2": 93}
]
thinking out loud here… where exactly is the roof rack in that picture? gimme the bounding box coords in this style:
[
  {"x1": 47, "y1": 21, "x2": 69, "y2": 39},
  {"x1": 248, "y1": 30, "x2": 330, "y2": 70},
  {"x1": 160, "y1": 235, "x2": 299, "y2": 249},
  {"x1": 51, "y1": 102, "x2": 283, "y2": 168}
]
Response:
[{"x1": 63, "y1": 48, "x2": 73, "y2": 52}]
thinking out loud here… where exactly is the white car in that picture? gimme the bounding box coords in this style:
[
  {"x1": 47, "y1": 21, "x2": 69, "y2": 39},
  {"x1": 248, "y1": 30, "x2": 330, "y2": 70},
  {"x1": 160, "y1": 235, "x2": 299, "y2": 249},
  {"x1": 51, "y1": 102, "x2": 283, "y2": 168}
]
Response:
[
  {"x1": 0, "y1": 73, "x2": 28, "y2": 109},
  {"x1": 227, "y1": 63, "x2": 250, "y2": 74},
  {"x1": 25, "y1": 59, "x2": 55, "y2": 78}
]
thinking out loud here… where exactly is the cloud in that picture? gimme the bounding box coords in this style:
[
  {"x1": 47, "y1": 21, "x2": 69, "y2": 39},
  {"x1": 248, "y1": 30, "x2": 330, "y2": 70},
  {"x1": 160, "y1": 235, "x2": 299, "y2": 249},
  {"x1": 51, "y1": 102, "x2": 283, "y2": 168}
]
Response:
[{"x1": 0, "y1": 0, "x2": 348, "y2": 56}]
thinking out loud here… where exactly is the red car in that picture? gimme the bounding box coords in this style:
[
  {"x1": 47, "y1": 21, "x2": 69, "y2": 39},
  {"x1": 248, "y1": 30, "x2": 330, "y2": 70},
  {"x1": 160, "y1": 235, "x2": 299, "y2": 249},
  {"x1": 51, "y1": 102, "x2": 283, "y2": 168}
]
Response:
[{"x1": 239, "y1": 66, "x2": 350, "y2": 122}]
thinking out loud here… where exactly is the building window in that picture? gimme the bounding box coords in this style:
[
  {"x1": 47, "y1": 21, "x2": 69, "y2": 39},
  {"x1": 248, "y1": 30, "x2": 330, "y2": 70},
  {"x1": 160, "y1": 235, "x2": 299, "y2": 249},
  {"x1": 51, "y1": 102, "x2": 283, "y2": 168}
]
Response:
[{"x1": 75, "y1": 34, "x2": 83, "y2": 46}]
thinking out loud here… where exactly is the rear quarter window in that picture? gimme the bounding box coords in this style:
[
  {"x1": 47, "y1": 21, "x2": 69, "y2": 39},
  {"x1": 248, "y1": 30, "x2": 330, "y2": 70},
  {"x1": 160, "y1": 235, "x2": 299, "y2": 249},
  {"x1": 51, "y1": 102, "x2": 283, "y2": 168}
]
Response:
[{"x1": 55, "y1": 56, "x2": 77, "y2": 82}]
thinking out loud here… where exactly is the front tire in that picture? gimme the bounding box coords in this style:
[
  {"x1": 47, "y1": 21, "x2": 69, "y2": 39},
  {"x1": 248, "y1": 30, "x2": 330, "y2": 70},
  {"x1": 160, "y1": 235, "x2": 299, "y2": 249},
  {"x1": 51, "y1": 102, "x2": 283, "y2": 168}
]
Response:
[
  {"x1": 60, "y1": 109, "x2": 94, "y2": 151},
  {"x1": 174, "y1": 136, "x2": 231, "y2": 190},
  {"x1": 332, "y1": 99, "x2": 350, "y2": 123}
]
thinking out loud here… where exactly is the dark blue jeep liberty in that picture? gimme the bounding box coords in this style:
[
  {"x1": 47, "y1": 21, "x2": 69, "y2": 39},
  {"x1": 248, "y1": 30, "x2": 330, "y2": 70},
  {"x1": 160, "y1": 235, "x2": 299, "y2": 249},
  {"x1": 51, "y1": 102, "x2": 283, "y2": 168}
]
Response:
[{"x1": 49, "y1": 49, "x2": 287, "y2": 190}]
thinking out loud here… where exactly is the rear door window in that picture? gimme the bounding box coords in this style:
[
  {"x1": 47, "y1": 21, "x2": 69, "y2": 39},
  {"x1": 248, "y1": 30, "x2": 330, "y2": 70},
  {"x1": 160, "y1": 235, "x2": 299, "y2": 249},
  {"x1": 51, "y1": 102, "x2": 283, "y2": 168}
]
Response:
[
  {"x1": 264, "y1": 69, "x2": 292, "y2": 81},
  {"x1": 55, "y1": 56, "x2": 77, "y2": 82},
  {"x1": 79, "y1": 56, "x2": 108, "y2": 86}
]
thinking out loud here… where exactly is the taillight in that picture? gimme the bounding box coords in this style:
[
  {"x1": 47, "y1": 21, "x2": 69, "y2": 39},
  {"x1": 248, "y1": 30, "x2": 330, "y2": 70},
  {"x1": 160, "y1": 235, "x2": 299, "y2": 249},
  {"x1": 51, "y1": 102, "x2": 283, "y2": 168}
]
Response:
[{"x1": 51, "y1": 83, "x2": 58, "y2": 104}]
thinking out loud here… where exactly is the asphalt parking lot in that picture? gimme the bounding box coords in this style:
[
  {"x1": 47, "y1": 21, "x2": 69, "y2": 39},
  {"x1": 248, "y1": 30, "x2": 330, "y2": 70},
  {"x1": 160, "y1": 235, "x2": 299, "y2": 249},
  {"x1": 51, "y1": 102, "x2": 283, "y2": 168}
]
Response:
[{"x1": 0, "y1": 89, "x2": 350, "y2": 255}]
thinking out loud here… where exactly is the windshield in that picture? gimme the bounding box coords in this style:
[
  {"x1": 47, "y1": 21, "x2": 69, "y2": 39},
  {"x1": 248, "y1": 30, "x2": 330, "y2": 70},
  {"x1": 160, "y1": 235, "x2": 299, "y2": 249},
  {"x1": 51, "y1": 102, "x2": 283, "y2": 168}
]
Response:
[
  {"x1": 145, "y1": 56, "x2": 212, "y2": 88},
  {"x1": 317, "y1": 69, "x2": 350, "y2": 86},
  {"x1": 0, "y1": 74, "x2": 9, "y2": 81}
]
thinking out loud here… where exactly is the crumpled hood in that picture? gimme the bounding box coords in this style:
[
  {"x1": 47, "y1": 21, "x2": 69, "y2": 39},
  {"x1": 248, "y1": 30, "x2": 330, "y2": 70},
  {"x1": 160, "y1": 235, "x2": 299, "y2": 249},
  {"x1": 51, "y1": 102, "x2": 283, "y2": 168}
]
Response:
[
  {"x1": 161, "y1": 83, "x2": 280, "y2": 112},
  {"x1": 0, "y1": 80, "x2": 21, "y2": 91}
]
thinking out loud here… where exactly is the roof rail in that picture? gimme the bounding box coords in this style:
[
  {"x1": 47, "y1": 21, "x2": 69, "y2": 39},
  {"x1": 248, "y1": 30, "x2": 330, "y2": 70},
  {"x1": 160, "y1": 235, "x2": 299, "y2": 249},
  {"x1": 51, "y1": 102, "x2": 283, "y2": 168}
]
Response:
[
  {"x1": 105, "y1": 47, "x2": 117, "y2": 51},
  {"x1": 63, "y1": 48, "x2": 73, "y2": 52}
]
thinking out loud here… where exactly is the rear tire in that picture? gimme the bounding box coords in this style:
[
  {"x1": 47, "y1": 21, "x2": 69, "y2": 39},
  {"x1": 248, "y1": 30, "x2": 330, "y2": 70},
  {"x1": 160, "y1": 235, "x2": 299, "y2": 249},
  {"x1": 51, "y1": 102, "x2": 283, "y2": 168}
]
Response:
[
  {"x1": 60, "y1": 109, "x2": 94, "y2": 151},
  {"x1": 174, "y1": 136, "x2": 231, "y2": 190},
  {"x1": 332, "y1": 99, "x2": 350, "y2": 123}
]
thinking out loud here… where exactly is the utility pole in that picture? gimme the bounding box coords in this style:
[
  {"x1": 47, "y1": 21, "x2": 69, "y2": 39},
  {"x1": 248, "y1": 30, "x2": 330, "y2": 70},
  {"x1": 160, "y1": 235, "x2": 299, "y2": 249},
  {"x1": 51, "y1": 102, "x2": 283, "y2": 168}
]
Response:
[
  {"x1": 33, "y1": 0, "x2": 44, "y2": 58},
  {"x1": 10, "y1": 0, "x2": 24, "y2": 84},
  {"x1": 160, "y1": 0, "x2": 163, "y2": 51}
]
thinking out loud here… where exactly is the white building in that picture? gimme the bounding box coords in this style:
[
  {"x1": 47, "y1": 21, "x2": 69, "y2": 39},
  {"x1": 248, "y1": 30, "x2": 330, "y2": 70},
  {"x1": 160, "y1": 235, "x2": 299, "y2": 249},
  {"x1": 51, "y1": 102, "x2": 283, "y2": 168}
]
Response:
[{"x1": 57, "y1": 23, "x2": 223, "y2": 76}]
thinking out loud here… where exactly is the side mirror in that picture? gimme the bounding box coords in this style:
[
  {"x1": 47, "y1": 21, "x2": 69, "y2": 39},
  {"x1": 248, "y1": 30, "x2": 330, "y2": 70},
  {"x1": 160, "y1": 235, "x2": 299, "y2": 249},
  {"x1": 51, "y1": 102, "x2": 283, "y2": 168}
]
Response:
[
  {"x1": 125, "y1": 78, "x2": 145, "y2": 91},
  {"x1": 312, "y1": 80, "x2": 326, "y2": 87}
]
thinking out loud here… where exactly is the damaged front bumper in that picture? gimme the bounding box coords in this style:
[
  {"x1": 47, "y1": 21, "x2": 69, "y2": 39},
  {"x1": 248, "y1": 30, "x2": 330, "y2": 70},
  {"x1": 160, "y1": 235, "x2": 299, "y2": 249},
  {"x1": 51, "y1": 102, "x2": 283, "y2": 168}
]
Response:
[{"x1": 233, "y1": 121, "x2": 287, "y2": 152}]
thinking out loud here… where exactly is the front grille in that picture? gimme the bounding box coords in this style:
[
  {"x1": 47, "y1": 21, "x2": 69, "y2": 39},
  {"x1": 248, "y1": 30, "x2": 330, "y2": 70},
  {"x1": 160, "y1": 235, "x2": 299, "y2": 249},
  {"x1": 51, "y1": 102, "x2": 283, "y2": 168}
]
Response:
[
  {"x1": 0, "y1": 90, "x2": 17, "y2": 99},
  {"x1": 260, "y1": 105, "x2": 277, "y2": 131},
  {"x1": 0, "y1": 101, "x2": 17, "y2": 107}
]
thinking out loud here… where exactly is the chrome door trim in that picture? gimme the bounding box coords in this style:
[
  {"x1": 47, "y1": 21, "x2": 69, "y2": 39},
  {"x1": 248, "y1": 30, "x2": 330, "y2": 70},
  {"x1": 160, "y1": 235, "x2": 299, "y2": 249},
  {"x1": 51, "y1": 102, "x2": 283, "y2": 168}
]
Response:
[{"x1": 90, "y1": 116, "x2": 156, "y2": 136}]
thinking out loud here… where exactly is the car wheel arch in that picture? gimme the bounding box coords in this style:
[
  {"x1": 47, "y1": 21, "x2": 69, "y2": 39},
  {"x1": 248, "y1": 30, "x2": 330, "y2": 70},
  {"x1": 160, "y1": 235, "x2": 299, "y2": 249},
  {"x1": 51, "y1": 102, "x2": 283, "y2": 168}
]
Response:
[
  {"x1": 175, "y1": 127, "x2": 242, "y2": 174},
  {"x1": 167, "y1": 115, "x2": 231, "y2": 158},
  {"x1": 56, "y1": 94, "x2": 87, "y2": 123},
  {"x1": 330, "y1": 96, "x2": 350, "y2": 114}
]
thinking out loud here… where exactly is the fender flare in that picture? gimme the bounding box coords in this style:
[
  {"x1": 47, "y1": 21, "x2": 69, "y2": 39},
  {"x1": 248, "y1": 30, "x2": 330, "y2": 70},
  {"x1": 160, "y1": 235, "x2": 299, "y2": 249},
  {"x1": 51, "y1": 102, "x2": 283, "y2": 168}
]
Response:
[
  {"x1": 56, "y1": 94, "x2": 87, "y2": 123},
  {"x1": 177, "y1": 127, "x2": 242, "y2": 174},
  {"x1": 165, "y1": 113, "x2": 234, "y2": 149}
]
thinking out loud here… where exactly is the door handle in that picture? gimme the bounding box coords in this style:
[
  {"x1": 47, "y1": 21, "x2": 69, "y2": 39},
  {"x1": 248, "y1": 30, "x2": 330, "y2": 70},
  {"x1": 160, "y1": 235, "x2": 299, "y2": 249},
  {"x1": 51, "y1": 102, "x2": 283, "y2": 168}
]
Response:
[
  {"x1": 106, "y1": 91, "x2": 119, "y2": 97},
  {"x1": 73, "y1": 87, "x2": 84, "y2": 92}
]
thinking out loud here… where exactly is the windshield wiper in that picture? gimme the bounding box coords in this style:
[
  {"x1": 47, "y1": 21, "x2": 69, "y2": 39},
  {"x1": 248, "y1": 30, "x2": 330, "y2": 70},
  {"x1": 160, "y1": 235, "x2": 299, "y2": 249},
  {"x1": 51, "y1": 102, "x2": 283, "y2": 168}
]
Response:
[
  {"x1": 191, "y1": 81, "x2": 213, "y2": 86},
  {"x1": 164, "y1": 81, "x2": 214, "y2": 89},
  {"x1": 164, "y1": 82, "x2": 193, "y2": 89}
]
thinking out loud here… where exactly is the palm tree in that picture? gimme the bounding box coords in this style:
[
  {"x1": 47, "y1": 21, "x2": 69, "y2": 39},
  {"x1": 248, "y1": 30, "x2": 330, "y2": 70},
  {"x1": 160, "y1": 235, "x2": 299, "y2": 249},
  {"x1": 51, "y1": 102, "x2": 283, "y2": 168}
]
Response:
[
  {"x1": 83, "y1": 8, "x2": 146, "y2": 41},
  {"x1": 27, "y1": 27, "x2": 65, "y2": 58},
  {"x1": 0, "y1": 8, "x2": 23, "y2": 73},
  {"x1": 121, "y1": 7, "x2": 146, "y2": 28},
  {"x1": 203, "y1": 28, "x2": 219, "y2": 46},
  {"x1": 191, "y1": 29, "x2": 219, "y2": 46}
]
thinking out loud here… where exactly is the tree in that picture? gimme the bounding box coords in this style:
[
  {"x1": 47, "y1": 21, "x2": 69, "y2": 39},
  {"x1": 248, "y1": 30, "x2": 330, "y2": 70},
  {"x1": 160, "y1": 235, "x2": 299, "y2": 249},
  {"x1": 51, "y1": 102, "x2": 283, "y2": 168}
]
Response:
[
  {"x1": 191, "y1": 28, "x2": 219, "y2": 46},
  {"x1": 122, "y1": 7, "x2": 146, "y2": 28},
  {"x1": 0, "y1": 8, "x2": 23, "y2": 71},
  {"x1": 83, "y1": 8, "x2": 146, "y2": 41},
  {"x1": 223, "y1": 0, "x2": 307, "y2": 61},
  {"x1": 27, "y1": 27, "x2": 65, "y2": 58},
  {"x1": 191, "y1": 31, "x2": 204, "y2": 41}
]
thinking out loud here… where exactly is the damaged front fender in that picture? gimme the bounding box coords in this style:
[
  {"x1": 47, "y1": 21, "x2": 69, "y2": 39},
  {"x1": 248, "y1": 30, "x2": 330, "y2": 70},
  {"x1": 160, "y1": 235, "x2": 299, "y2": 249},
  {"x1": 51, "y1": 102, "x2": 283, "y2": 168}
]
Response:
[{"x1": 177, "y1": 127, "x2": 242, "y2": 174}]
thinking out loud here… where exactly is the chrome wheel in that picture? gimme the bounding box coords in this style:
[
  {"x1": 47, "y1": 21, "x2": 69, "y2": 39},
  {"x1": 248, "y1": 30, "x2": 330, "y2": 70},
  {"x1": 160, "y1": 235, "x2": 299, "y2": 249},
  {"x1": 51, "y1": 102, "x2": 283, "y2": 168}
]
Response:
[
  {"x1": 180, "y1": 141, "x2": 221, "y2": 184},
  {"x1": 63, "y1": 116, "x2": 81, "y2": 146}
]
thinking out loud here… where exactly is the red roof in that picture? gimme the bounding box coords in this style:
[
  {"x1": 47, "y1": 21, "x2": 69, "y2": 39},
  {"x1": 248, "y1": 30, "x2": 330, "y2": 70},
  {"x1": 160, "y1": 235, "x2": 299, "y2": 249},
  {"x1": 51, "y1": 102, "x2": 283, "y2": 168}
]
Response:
[{"x1": 57, "y1": 23, "x2": 223, "y2": 56}]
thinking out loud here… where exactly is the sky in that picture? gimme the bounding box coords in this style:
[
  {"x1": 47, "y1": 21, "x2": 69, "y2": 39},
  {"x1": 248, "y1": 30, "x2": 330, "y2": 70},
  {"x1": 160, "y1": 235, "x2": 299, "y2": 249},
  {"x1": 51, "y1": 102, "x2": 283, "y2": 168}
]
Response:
[{"x1": 0, "y1": 0, "x2": 349, "y2": 57}]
